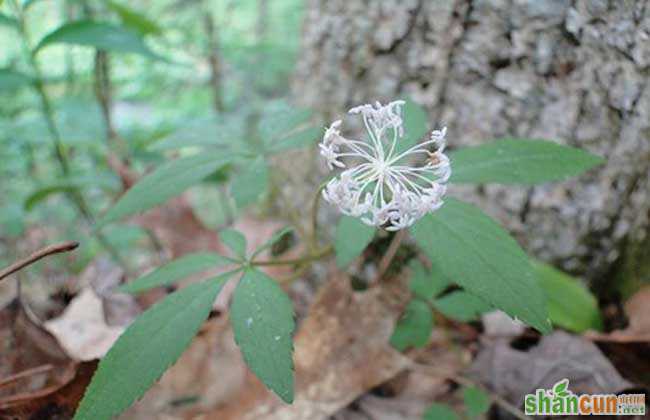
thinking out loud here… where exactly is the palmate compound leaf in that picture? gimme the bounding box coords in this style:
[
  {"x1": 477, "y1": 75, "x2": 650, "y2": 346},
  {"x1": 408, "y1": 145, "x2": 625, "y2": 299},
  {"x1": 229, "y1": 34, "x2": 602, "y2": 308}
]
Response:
[
  {"x1": 74, "y1": 276, "x2": 230, "y2": 420},
  {"x1": 35, "y1": 20, "x2": 163, "y2": 60},
  {"x1": 100, "y1": 153, "x2": 232, "y2": 226},
  {"x1": 449, "y1": 138, "x2": 605, "y2": 184},
  {"x1": 411, "y1": 198, "x2": 551, "y2": 334},
  {"x1": 231, "y1": 268, "x2": 295, "y2": 403},
  {"x1": 334, "y1": 215, "x2": 375, "y2": 267},
  {"x1": 118, "y1": 253, "x2": 236, "y2": 294}
]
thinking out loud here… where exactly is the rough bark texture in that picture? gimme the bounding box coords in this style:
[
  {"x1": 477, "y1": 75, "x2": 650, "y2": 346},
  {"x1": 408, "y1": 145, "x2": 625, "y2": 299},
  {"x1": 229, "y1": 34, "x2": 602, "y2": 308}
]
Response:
[{"x1": 293, "y1": 0, "x2": 650, "y2": 285}]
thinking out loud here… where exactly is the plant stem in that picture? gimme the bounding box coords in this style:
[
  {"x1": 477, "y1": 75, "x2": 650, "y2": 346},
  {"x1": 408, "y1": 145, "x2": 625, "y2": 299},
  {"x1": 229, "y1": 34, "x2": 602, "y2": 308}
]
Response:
[
  {"x1": 374, "y1": 229, "x2": 407, "y2": 282},
  {"x1": 309, "y1": 182, "x2": 327, "y2": 251},
  {"x1": 0, "y1": 241, "x2": 79, "y2": 282},
  {"x1": 252, "y1": 245, "x2": 333, "y2": 267}
]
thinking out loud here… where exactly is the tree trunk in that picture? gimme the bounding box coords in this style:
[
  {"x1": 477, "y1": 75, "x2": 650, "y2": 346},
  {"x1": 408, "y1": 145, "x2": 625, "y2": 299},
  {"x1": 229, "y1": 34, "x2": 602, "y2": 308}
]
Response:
[{"x1": 293, "y1": 0, "x2": 650, "y2": 289}]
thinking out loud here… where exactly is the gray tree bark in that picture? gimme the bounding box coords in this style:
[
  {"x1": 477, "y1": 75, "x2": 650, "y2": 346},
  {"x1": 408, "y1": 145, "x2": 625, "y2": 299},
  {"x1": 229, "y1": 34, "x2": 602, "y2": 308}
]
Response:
[{"x1": 293, "y1": 0, "x2": 650, "y2": 290}]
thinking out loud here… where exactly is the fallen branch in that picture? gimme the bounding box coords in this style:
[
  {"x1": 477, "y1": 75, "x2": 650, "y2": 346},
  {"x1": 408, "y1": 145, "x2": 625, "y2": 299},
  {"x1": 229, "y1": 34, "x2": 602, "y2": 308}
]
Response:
[{"x1": 0, "y1": 241, "x2": 79, "y2": 283}]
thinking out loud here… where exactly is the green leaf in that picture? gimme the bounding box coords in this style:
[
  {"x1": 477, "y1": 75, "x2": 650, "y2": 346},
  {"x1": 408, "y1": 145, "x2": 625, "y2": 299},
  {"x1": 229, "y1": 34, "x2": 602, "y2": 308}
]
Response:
[
  {"x1": 259, "y1": 106, "x2": 312, "y2": 141},
  {"x1": 334, "y1": 216, "x2": 375, "y2": 267},
  {"x1": 394, "y1": 99, "x2": 429, "y2": 155},
  {"x1": 219, "y1": 228, "x2": 247, "y2": 260},
  {"x1": 107, "y1": 1, "x2": 162, "y2": 36},
  {"x1": 409, "y1": 260, "x2": 450, "y2": 301},
  {"x1": 433, "y1": 291, "x2": 492, "y2": 322},
  {"x1": 0, "y1": 13, "x2": 18, "y2": 28},
  {"x1": 24, "y1": 185, "x2": 77, "y2": 211},
  {"x1": 231, "y1": 156, "x2": 269, "y2": 207},
  {"x1": 35, "y1": 20, "x2": 162, "y2": 59},
  {"x1": 0, "y1": 69, "x2": 32, "y2": 90},
  {"x1": 74, "y1": 277, "x2": 227, "y2": 420},
  {"x1": 534, "y1": 261, "x2": 602, "y2": 332},
  {"x1": 463, "y1": 386, "x2": 491, "y2": 417},
  {"x1": 411, "y1": 198, "x2": 551, "y2": 333},
  {"x1": 423, "y1": 403, "x2": 460, "y2": 420},
  {"x1": 251, "y1": 227, "x2": 293, "y2": 259},
  {"x1": 449, "y1": 139, "x2": 605, "y2": 184},
  {"x1": 25, "y1": 175, "x2": 119, "y2": 211},
  {"x1": 118, "y1": 254, "x2": 235, "y2": 294},
  {"x1": 390, "y1": 299, "x2": 433, "y2": 351},
  {"x1": 100, "y1": 153, "x2": 231, "y2": 225},
  {"x1": 266, "y1": 126, "x2": 321, "y2": 153},
  {"x1": 231, "y1": 268, "x2": 295, "y2": 403}
]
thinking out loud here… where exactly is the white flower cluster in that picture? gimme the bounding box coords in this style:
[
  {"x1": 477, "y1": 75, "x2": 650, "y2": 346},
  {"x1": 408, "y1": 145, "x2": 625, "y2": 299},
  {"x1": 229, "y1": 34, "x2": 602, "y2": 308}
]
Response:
[{"x1": 319, "y1": 100, "x2": 450, "y2": 231}]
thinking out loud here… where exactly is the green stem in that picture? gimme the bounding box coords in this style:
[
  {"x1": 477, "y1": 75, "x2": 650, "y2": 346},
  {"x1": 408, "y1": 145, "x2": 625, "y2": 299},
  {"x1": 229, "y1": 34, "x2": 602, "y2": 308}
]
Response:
[
  {"x1": 310, "y1": 181, "x2": 327, "y2": 251},
  {"x1": 252, "y1": 245, "x2": 333, "y2": 267}
]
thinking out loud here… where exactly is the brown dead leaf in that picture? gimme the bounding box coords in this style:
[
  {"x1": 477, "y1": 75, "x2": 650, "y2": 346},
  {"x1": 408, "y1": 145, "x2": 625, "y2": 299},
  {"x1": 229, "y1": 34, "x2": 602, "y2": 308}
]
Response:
[
  {"x1": 586, "y1": 285, "x2": 650, "y2": 343},
  {"x1": 199, "y1": 268, "x2": 411, "y2": 420},
  {"x1": 0, "y1": 299, "x2": 97, "y2": 419},
  {"x1": 44, "y1": 289, "x2": 125, "y2": 361},
  {"x1": 468, "y1": 331, "x2": 632, "y2": 407}
]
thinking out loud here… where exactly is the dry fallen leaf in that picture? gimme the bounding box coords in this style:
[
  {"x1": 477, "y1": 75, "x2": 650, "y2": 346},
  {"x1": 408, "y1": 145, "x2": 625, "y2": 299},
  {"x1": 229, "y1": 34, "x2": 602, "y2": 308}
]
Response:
[
  {"x1": 586, "y1": 285, "x2": 650, "y2": 343},
  {"x1": 468, "y1": 331, "x2": 632, "y2": 407},
  {"x1": 44, "y1": 288, "x2": 125, "y2": 361}
]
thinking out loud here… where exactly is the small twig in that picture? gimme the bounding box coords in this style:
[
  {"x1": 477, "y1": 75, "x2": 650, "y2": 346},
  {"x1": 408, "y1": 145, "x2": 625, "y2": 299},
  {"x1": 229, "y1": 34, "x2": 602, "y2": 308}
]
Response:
[
  {"x1": 0, "y1": 241, "x2": 79, "y2": 283},
  {"x1": 374, "y1": 229, "x2": 407, "y2": 283},
  {"x1": 0, "y1": 365, "x2": 54, "y2": 390},
  {"x1": 411, "y1": 363, "x2": 530, "y2": 420}
]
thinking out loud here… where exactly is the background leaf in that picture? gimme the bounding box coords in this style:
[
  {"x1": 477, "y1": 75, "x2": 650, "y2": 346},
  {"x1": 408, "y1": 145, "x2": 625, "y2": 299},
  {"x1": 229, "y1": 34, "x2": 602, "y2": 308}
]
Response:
[
  {"x1": 266, "y1": 125, "x2": 321, "y2": 153},
  {"x1": 389, "y1": 299, "x2": 433, "y2": 351},
  {"x1": 231, "y1": 156, "x2": 269, "y2": 208},
  {"x1": 252, "y1": 227, "x2": 292, "y2": 258},
  {"x1": 433, "y1": 291, "x2": 492, "y2": 322},
  {"x1": 118, "y1": 253, "x2": 234, "y2": 294},
  {"x1": 100, "y1": 154, "x2": 231, "y2": 225},
  {"x1": 534, "y1": 261, "x2": 603, "y2": 332},
  {"x1": 0, "y1": 68, "x2": 32, "y2": 90},
  {"x1": 450, "y1": 139, "x2": 604, "y2": 184},
  {"x1": 107, "y1": 1, "x2": 162, "y2": 36},
  {"x1": 423, "y1": 403, "x2": 460, "y2": 420},
  {"x1": 409, "y1": 260, "x2": 450, "y2": 301},
  {"x1": 394, "y1": 99, "x2": 429, "y2": 155},
  {"x1": 334, "y1": 216, "x2": 375, "y2": 267},
  {"x1": 411, "y1": 198, "x2": 551, "y2": 333},
  {"x1": 219, "y1": 228, "x2": 247, "y2": 260},
  {"x1": 0, "y1": 12, "x2": 17, "y2": 28},
  {"x1": 74, "y1": 278, "x2": 226, "y2": 420},
  {"x1": 231, "y1": 268, "x2": 295, "y2": 403},
  {"x1": 35, "y1": 20, "x2": 162, "y2": 59},
  {"x1": 462, "y1": 386, "x2": 491, "y2": 417}
]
